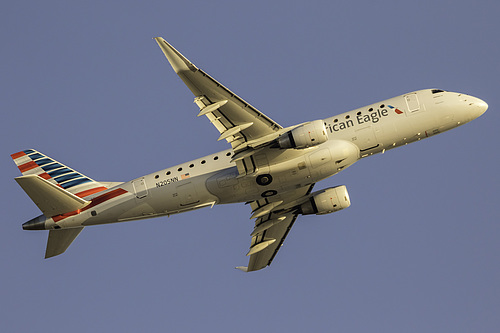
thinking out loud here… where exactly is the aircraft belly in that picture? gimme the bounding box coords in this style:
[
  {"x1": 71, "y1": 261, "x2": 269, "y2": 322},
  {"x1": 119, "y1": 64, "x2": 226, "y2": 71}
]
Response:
[
  {"x1": 205, "y1": 167, "x2": 253, "y2": 204},
  {"x1": 84, "y1": 195, "x2": 147, "y2": 225},
  {"x1": 206, "y1": 141, "x2": 360, "y2": 204}
]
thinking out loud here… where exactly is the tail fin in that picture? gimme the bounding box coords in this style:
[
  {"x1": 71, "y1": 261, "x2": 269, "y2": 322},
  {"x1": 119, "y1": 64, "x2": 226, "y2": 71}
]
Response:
[
  {"x1": 12, "y1": 150, "x2": 102, "y2": 259},
  {"x1": 46, "y1": 227, "x2": 84, "y2": 258},
  {"x1": 11, "y1": 149, "x2": 107, "y2": 199}
]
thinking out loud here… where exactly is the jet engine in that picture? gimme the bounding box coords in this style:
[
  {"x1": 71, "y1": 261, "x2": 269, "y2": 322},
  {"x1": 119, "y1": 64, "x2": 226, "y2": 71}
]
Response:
[
  {"x1": 278, "y1": 120, "x2": 328, "y2": 149},
  {"x1": 299, "y1": 186, "x2": 351, "y2": 215}
]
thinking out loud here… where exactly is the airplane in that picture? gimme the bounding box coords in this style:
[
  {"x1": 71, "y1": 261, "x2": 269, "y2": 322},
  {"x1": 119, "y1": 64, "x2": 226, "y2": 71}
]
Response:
[{"x1": 12, "y1": 37, "x2": 488, "y2": 272}]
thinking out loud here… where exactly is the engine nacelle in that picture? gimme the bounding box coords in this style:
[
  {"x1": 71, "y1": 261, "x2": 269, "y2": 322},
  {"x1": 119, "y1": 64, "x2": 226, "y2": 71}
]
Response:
[
  {"x1": 278, "y1": 119, "x2": 328, "y2": 149},
  {"x1": 300, "y1": 186, "x2": 351, "y2": 215}
]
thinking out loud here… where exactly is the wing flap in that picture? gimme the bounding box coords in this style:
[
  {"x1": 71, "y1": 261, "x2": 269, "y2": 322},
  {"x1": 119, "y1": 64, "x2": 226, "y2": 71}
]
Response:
[{"x1": 15, "y1": 175, "x2": 90, "y2": 217}]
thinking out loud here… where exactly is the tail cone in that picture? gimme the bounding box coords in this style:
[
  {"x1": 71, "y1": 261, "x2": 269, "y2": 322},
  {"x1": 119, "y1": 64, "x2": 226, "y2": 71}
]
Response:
[{"x1": 22, "y1": 215, "x2": 46, "y2": 230}]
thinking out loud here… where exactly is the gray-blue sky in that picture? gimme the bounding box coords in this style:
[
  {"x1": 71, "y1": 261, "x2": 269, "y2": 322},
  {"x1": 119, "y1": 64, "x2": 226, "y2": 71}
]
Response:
[{"x1": 2, "y1": 1, "x2": 499, "y2": 332}]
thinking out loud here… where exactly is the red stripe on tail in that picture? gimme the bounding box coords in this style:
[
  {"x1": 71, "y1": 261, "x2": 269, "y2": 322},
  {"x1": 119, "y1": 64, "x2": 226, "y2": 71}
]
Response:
[
  {"x1": 39, "y1": 173, "x2": 51, "y2": 180},
  {"x1": 19, "y1": 161, "x2": 38, "y2": 173},
  {"x1": 75, "y1": 186, "x2": 108, "y2": 198},
  {"x1": 11, "y1": 151, "x2": 27, "y2": 160},
  {"x1": 52, "y1": 188, "x2": 128, "y2": 222}
]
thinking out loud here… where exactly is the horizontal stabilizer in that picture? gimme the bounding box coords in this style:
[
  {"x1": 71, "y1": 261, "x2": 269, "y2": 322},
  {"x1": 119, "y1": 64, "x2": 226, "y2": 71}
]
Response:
[
  {"x1": 45, "y1": 227, "x2": 84, "y2": 258},
  {"x1": 15, "y1": 175, "x2": 90, "y2": 217}
]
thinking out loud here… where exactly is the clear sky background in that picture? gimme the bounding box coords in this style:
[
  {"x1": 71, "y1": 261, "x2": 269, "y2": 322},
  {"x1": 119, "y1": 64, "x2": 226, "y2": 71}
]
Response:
[{"x1": 1, "y1": 1, "x2": 499, "y2": 332}]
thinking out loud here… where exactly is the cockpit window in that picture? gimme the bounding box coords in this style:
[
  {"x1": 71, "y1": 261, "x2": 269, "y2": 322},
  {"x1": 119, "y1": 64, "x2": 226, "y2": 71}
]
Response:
[{"x1": 432, "y1": 89, "x2": 445, "y2": 94}]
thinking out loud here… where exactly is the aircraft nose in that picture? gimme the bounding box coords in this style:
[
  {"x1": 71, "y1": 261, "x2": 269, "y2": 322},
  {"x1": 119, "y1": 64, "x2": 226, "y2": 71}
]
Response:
[
  {"x1": 469, "y1": 96, "x2": 488, "y2": 119},
  {"x1": 22, "y1": 215, "x2": 46, "y2": 230}
]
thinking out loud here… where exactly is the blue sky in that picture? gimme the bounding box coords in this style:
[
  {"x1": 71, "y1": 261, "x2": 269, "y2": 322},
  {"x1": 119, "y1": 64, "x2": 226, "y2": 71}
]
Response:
[{"x1": 2, "y1": 1, "x2": 499, "y2": 332}]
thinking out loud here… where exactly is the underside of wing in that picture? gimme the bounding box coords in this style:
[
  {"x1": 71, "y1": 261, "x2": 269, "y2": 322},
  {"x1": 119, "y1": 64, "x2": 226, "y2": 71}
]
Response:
[
  {"x1": 238, "y1": 184, "x2": 315, "y2": 272},
  {"x1": 154, "y1": 37, "x2": 283, "y2": 152},
  {"x1": 245, "y1": 212, "x2": 299, "y2": 272}
]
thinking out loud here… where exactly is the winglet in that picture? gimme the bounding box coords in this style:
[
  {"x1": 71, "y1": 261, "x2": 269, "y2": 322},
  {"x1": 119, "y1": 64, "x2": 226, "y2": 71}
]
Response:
[
  {"x1": 235, "y1": 266, "x2": 249, "y2": 272},
  {"x1": 154, "y1": 37, "x2": 198, "y2": 73}
]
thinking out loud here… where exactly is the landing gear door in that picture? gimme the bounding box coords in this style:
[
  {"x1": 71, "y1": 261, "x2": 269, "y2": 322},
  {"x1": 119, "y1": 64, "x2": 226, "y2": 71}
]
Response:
[
  {"x1": 132, "y1": 178, "x2": 148, "y2": 199},
  {"x1": 355, "y1": 126, "x2": 379, "y2": 152},
  {"x1": 176, "y1": 182, "x2": 200, "y2": 207}
]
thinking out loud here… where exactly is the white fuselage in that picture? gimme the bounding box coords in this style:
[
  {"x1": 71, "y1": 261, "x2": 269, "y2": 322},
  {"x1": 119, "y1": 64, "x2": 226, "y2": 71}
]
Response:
[{"x1": 41, "y1": 89, "x2": 487, "y2": 230}]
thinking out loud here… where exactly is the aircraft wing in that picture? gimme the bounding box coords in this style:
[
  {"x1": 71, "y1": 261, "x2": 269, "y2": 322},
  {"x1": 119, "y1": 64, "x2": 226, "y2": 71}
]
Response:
[
  {"x1": 238, "y1": 184, "x2": 315, "y2": 272},
  {"x1": 154, "y1": 38, "x2": 283, "y2": 153}
]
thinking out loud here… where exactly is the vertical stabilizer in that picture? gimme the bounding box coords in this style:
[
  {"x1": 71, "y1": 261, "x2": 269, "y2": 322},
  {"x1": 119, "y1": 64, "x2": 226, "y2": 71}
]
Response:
[{"x1": 11, "y1": 149, "x2": 107, "y2": 199}]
